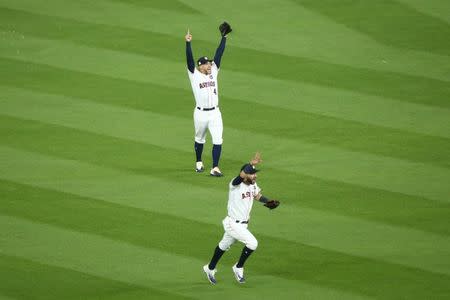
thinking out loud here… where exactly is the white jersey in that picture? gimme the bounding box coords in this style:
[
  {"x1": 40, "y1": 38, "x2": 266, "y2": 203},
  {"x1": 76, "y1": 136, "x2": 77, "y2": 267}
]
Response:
[
  {"x1": 227, "y1": 180, "x2": 261, "y2": 221},
  {"x1": 187, "y1": 63, "x2": 219, "y2": 109}
]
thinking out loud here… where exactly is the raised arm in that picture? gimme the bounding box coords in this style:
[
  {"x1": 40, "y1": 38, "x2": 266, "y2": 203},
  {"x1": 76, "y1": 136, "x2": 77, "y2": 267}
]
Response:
[
  {"x1": 185, "y1": 29, "x2": 195, "y2": 73},
  {"x1": 213, "y1": 36, "x2": 227, "y2": 69},
  {"x1": 231, "y1": 152, "x2": 262, "y2": 186},
  {"x1": 214, "y1": 22, "x2": 232, "y2": 68}
]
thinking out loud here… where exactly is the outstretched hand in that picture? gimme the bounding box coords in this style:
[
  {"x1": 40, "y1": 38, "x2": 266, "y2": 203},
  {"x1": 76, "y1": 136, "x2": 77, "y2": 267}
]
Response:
[
  {"x1": 185, "y1": 29, "x2": 192, "y2": 42},
  {"x1": 250, "y1": 152, "x2": 262, "y2": 166}
]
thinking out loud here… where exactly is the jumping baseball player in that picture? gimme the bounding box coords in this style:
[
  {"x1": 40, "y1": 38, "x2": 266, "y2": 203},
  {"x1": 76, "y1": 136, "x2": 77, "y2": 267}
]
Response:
[
  {"x1": 202, "y1": 152, "x2": 280, "y2": 284},
  {"x1": 185, "y1": 22, "x2": 232, "y2": 177}
]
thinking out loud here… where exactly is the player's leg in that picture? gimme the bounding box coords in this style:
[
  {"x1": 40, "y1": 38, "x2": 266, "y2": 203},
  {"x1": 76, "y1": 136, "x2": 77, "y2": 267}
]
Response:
[
  {"x1": 203, "y1": 224, "x2": 236, "y2": 284},
  {"x1": 207, "y1": 218, "x2": 237, "y2": 269},
  {"x1": 208, "y1": 109, "x2": 223, "y2": 176},
  {"x1": 224, "y1": 218, "x2": 258, "y2": 252},
  {"x1": 194, "y1": 109, "x2": 208, "y2": 172},
  {"x1": 233, "y1": 227, "x2": 257, "y2": 268},
  {"x1": 224, "y1": 218, "x2": 258, "y2": 283},
  {"x1": 194, "y1": 142, "x2": 204, "y2": 171},
  {"x1": 209, "y1": 232, "x2": 235, "y2": 269}
]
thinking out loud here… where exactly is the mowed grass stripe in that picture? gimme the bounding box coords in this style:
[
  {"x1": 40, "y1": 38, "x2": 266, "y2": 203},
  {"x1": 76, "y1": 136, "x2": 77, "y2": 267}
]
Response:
[
  {"x1": 2, "y1": 57, "x2": 450, "y2": 164},
  {"x1": 1, "y1": 7, "x2": 449, "y2": 109},
  {"x1": 0, "y1": 254, "x2": 188, "y2": 300},
  {"x1": 396, "y1": 0, "x2": 450, "y2": 24},
  {"x1": 108, "y1": 0, "x2": 201, "y2": 14},
  {"x1": 1, "y1": 52, "x2": 450, "y2": 144},
  {"x1": 1, "y1": 0, "x2": 448, "y2": 83},
  {"x1": 204, "y1": 0, "x2": 450, "y2": 80},
  {"x1": 2, "y1": 28, "x2": 449, "y2": 142},
  {"x1": 1, "y1": 192, "x2": 449, "y2": 299},
  {"x1": 1, "y1": 115, "x2": 449, "y2": 236},
  {"x1": 1, "y1": 86, "x2": 449, "y2": 203},
  {"x1": 295, "y1": 0, "x2": 450, "y2": 55},
  {"x1": 1, "y1": 146, "x2": 450, "y2": 277},
  {"x1": 0, "y1": 215, "x2": 375, "y2": 300}
]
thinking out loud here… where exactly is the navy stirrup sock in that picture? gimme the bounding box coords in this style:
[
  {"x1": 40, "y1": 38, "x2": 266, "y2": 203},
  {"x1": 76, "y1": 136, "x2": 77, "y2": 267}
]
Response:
[
  {"x1": 195, "y1": 142, "x2": 204, "y2": 162},
  {"x1": 236, "y1": 246, "x2": 254, "y2": 268},
  {"x1": 212, "y1": 144, "x2": 222, "y2": 167},
  {"x1": 208, "y1": 246, "x2": 225, "y2": 270}
]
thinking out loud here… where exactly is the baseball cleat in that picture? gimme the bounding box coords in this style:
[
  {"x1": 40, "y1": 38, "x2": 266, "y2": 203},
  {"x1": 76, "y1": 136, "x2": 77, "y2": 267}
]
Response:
[
  {"x1": 203, "y1": 264, "x2": 217, "y2": 285},
  {"x1": 195, "y1": 162, "x2": 205, "y2": 173},
  {"x1": 210, "y1": 167, "x2": 223, "y2": 177},
  {"x1": 232, "y1": 264, "x2": 245, "y2": 283}
]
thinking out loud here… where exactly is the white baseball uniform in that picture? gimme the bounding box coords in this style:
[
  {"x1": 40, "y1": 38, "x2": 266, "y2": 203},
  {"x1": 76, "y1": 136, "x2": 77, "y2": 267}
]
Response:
[
  {"x1": 187, "y1": 63, "x2": 223, "y2": 145},
  {"x1": 218, "y1": 179, "x2": 261, "y2": 251}
]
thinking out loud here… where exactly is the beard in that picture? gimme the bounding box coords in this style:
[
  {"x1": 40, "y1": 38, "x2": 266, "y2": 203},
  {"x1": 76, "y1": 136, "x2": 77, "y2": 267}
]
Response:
[{"x1": 243, "y1": 177, "x2": 256, "y2": 185}]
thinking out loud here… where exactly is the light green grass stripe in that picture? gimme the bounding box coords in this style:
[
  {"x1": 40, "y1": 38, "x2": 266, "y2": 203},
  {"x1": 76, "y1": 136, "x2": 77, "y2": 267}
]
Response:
[
  {"x1": 1, "y1": 145, "x2": 449, "y2": 276},
  {"x1": 396, "y1": 0, "x2": 450, "y2": 24},
  {"x1": 1, "y1": 86, "x2": 449, "y2": 203},
  {"x1": 0, "y1": 0, "x2": 447, "y2": 81},
  {"x1": 184, "y1": 0, "x2": 450, "y2": 76},
  {"x1": 2, "y1": 114, "x2": 449, "y2": 235},
  {"x1": 0, "y1": 254, "x2": 184, "y2": 300},
  {"x1": 1, "y1": 34, "x2": 449, "y2": 139},
  {"x1": 0, "y1": 295, "x2": 17, "y2": 300},
  {"x1": 0, "y1": 215, "x2": 374, "y2": 300}
]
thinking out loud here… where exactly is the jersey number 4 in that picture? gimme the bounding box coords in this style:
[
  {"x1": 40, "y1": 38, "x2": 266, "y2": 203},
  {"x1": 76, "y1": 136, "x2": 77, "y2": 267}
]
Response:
[{"x1": 214, "y1": 88, "x2": 217, "y2": 95}]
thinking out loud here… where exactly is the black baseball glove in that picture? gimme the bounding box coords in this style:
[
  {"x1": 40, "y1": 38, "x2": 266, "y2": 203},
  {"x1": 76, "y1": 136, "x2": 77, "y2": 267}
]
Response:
[
  {"x1": 219, "y1": 22, "x2": 232, "y2": 36},
  {"x1": 264, "y1": 200, "x2": 280, "y2": 210}
]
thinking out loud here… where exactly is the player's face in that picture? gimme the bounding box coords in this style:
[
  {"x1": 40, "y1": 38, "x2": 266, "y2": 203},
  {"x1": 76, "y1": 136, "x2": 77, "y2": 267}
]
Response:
[
  {"x1": 199, "y1": 62, "x2": 212, "y2": 75},
  {"x1": 244, "y1": 173, "x2": 257, "y2": 185}
]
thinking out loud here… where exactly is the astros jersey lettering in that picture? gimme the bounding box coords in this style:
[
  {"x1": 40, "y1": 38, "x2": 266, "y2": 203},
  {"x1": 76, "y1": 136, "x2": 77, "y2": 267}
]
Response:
[
  {"x1": 187, "y1": 64, "x2": 219, "y2": 108},
  {"x1": 227, "y1": 180, "x2": 261, "y2": 221}
]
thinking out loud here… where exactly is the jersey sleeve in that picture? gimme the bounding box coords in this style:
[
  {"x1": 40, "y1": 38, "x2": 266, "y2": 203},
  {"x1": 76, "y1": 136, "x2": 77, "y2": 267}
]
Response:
[
  {"x1": 213, "y1": 36, "x2": 226, "y2": 69},
  {"x1": 229, "y1": 179, "x2": 240, "y2": 190},
  {"x1": 186, "y1": 41, "x2": 195, "y2": 73}
]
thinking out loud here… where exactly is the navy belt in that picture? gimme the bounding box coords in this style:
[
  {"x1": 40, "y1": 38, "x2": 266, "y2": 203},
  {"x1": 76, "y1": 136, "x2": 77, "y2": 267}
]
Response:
[
  {"x1": 235, "y1": 220, "x2": 248, "y2": 224},
  {"x1": 197, "y1": 106, "x2": 217, "y2": 111}
]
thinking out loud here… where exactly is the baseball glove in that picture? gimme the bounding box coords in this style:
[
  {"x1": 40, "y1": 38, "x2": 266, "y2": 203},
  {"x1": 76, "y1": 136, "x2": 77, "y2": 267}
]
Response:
[
  {"x1": 264, "y1": 200, "x2": 280, "y2": 210},
  {"x1": 219, "y1": 22, "x2": 232, "y2": 36}
]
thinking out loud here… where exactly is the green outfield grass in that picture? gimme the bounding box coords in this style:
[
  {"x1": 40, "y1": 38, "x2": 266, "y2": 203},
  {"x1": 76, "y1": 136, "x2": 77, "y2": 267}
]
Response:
[{"x1": 1, "y1": 0, "x2": 449, "y2": 299}]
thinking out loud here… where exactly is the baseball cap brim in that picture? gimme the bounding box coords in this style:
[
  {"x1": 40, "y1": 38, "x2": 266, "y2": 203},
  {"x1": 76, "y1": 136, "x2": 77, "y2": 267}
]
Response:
[{"x1": 241, "y1": 163, "x2": 259, "y2": 174}]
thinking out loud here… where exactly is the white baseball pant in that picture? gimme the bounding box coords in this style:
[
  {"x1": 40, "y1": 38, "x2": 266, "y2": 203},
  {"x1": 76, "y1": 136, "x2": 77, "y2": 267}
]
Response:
[
  {"x1": 193, "y1": 108, "x2": 223, "y2": 145},
  {"x1": 218, "y1": 216, "x2": 258, "y2": 251}
]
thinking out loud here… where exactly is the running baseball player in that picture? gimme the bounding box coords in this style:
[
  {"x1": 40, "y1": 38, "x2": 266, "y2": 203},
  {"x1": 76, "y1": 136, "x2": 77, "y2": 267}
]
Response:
[
  {"x1": 185, "y1": 22, "x2": 232, "y2": 177},
  {"x1": 202, "y1": 152, "x2": 280, "y2": 284}
]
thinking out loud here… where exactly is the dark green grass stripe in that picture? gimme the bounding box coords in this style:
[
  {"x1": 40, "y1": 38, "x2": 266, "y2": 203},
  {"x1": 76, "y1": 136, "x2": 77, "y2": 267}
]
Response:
[
  {"x1": 1, "y1": 115, "x2": 449, "y2": 236},
  {"x1": 1, "y1": 7, "x2": 449, "y2": 108},
  {"x1": 108, "y1": 0, "x2": 201, "y2": 14},
  {"x1": 1, "y1": 180, "x2": 449, "y2": 299},
  {"x1": 295, "y1": 0, "x2": 450, "y2": 55},
  {"x1": 1, "y1": 59, "x2": 449, "y2": 169},
  {"x1": 0, "y1": 254, "x2": 193, "y2": 300}
]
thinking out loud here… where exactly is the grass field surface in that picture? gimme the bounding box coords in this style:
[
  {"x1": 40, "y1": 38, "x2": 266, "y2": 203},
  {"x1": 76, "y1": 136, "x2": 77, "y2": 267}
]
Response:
[{"x1": 1, "y1": 0, "x2": 449, "y2": 299}]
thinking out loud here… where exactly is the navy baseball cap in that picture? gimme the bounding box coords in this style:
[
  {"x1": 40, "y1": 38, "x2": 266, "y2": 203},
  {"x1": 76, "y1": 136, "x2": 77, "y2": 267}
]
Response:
[
  {"x1": 241, "y1": 163, "x2": 259, "y2": 174},
  {"x1": 197, "y1": 56, "x2": 212, "y2": 66}
]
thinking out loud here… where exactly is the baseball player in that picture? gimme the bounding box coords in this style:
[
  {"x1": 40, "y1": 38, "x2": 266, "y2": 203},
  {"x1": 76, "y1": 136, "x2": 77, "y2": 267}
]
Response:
[
  {"x1": 202, "y1": 152, "x2": 280, "y2": 284},
  {"x1": 185, "y1": 22, "x2": 232, "y2": 177}
]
